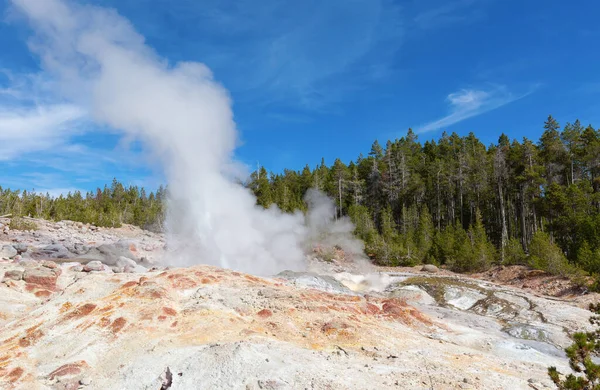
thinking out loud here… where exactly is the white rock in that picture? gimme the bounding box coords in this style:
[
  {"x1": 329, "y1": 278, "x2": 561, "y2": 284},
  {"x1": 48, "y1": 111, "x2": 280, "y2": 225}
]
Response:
[
  {"x1": 0, "y1": 245, "x2": 17, "y2": 259},
  {"x1": 83, "y1": 261, "x2": 105, "y2": 272},
  {"x1": 79, "y1": 377, "x2": 92, "y2": 386}
]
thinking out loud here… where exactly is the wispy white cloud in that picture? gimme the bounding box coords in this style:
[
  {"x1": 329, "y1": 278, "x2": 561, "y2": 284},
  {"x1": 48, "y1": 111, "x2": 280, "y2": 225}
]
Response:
[
  {"x1": 0, "y1": 69, "x2": 89, "y2": 160},
  {"x1": 0, "y1": 103, "x2": 86, "y2": 160},
  {"x1": 416, "y1": 85, "x2": 533, "y2": 133},
  {"x1": 413, "y1": 0, "x2": 486, "y2": 30}
]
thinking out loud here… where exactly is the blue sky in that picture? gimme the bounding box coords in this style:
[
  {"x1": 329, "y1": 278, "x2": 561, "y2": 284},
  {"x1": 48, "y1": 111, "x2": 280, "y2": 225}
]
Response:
[{"x1": 1, "y1": 0, "x2": 599, "y2": 195}]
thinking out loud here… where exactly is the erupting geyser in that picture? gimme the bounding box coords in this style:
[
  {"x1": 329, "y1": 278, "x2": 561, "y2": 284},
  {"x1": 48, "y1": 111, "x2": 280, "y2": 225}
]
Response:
[{"x1": 12, "y1": 0, "x2": 359, "y2": 275}]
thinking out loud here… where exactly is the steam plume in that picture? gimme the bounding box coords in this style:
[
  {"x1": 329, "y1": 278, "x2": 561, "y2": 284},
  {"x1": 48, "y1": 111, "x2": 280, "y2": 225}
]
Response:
[
  {"x1": 304, "y1": 189, "x2": 368, "y2": 262},
  {"x1": 12, "y1": 0, "x2": 368, "y2": 276}
]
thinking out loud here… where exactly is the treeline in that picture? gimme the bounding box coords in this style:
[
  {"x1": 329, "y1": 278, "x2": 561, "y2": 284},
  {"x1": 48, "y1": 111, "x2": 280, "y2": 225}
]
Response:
[
  {"x1": 247, "y1": 115, "x2": 600, "y2": 276},
  {"x1": 3, "y1": 115, "x2": 600, "y2": 277},
  {"x1": 0, "y1": 179, "x2": 166, "y2": 231}
]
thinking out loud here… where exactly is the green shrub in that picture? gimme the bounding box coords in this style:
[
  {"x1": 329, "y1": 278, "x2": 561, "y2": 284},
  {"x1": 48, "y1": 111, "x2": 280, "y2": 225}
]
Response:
[
  {"x1": 578, "y1": 241, "x2": 600, "y2": 275},
  {"x1": 8, "y1": 217, "x2": 38, "y2": 231},
  {"x1": 529, "y1": 231, "x2": 571, "y2": 275},
  {"x1": 504, "y1": 238, "x2": 528, "y2": 266},
  {"x1": 435, "y1": 211, "x2": 496, "y2": 273}
]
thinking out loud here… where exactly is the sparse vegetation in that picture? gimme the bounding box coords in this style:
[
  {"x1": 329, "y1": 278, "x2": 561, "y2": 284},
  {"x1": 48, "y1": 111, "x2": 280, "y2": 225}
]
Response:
[
  {"x1": 8, "y1": 217, "x2": 38, "y2": 231},
  {"x1": 528, "y1": 231, "x2": 573, "y2": 275},
  {"x1": 549, "y1": 303, "x2": 600, "y2": 389}
]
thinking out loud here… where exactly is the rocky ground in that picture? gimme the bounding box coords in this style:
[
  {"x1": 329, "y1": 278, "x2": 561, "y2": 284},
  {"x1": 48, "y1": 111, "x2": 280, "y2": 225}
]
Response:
[{"x1": 0, "y1": 218, "x2": 596, "y2": 389}]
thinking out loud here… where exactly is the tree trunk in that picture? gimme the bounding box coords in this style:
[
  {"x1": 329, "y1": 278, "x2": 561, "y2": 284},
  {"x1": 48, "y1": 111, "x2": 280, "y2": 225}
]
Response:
[
  {"x1": 436, "y1": 169, "x2": 441, "y2": 230},
  {"x1": 338, "y1": 178, "x2": 343, "y2": 218},
  {"x1": 498, "y1": 179, "x2": 508, "y2": 263},
  {"x1": 520, "y1": 185, "x2": 528, "y2": 250}
]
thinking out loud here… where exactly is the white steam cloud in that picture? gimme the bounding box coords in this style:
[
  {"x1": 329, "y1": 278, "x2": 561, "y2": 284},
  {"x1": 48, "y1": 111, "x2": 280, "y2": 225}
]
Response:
[
  {"x1": 304, "y1": 189, "x2": 367, "y2": 261},
  {"x1": 11, "y1": 0, "x2": 363, "y2": 276}
]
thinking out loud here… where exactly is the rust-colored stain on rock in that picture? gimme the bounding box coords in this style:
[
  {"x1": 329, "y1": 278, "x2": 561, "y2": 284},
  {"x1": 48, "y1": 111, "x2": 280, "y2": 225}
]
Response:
[
  {"x1": 98, "y1": 317, "x2": 111, "y2": 328},
  {"x1": 17, "y1": 325, "x2": 44, "y2": 348},
  {"x1": 121, "y1": 281, "x2": 138, "y2": 289},
  {"x1": 60, "y1": 302, "x2": 73, "y2": 313},
  {"x1": 111, "y1": 317, "x2": 127, "y2": 333},
  {"x1": 169, "y1": 274, "x2": 197, "y2": 289},
  {"x1": 363, "y1": 303, "x2": 380, "y2": 315},
  {"x1": 257, "y1": 309, "x2": 273, "y2": 318},
  {"x1": 321, "y1": 321, "x2": 350, "y2": 334},
  {"x1": 49, "y1": 361, "x2": 89, "y2": 380},
  {"x1": 23, "y1": 268, "x2": 60, "y2": 292},
  {"x1": 5, "y1": 367, "x2": 24, "y2": 382},
  {"x1": 64, "y1": 303, "x2": 97, "y2": 321},
  {"x1": 244, "y1": 275, "x2": 262, "y2": 284},
  {"x1": 34, "y1": 290, "x2": 53, "y2": 298}
]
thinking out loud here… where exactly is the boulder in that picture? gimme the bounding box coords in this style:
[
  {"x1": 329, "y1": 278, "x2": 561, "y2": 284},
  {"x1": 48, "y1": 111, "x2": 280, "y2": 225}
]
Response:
[
  {"x1": 41, "y1": 260, "x2": 59, "y2": 269},
  {"x1": 37, "y1": 244, "x2": 72, "y2": 259},
  {"x1": 80, "y1": 242, "x2": 137, "y2": 266},
  {"x1": 67, "y1": 263, "x2": 84, "y2": 272},
  {"x1": 18, "y1": 259, "x2": 40, "y2": 268},
  {"x1": 68, "y1": 243, "x2": 91, "y2": 255},
  {"x1": 111, "y1": 257, "x2": 136, "y2": 273},
  {"x1": 83, "y1": 261, "x2": 105, "y2": 272},
  {"x1": 23, "y1": 267, "x2": 59, "y2": 290},
  {"x1": 117, "y1": 256, "x2": 137, "y2": 268},
  {"x1": 421, "y1": 264, "x2": 439, "y2": 273},
  {"x1": 12, "y1": 243, "x2": 29, "y2": 254},
  {"x1": 389, "y1": 285, "x2": 437, "y2": 305},
  {"x1": 0, "y1": 245, "x2": 17, "y2": 259},
  {"x1": 3, "y1": 269, "x2": 24, "y2": 281}
]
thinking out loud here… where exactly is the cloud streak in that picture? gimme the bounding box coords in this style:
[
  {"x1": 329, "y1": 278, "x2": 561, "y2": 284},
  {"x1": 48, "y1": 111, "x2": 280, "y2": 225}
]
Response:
[
  {"x1": 0, "y1": 103, "x2": 85, "y2": 160},
  {"x1": 416, "y1": 85, "x2": 531, "y2": 133},
  {"x1": 0, "y1": 68, "x2": 90, "y2": 160},
  {"x1": 413, "y1": 0, "x2": 485, "y2": 30}
]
